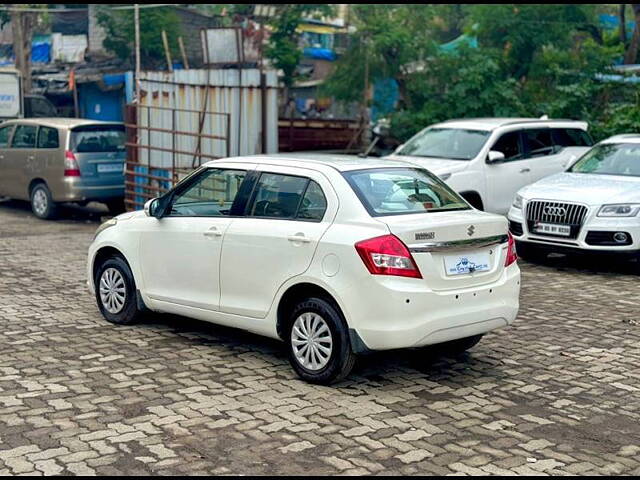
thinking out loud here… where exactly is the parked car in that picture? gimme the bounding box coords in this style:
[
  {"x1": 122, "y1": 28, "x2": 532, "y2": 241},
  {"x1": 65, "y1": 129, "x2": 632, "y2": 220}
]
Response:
[
  {"x1": 385, "y1": 117, "x2": 593, "y2": 215},
  {"x1": 0, "y1": 68, "x2": 58, "y2": 120},
  {"x1": 508, "y1": 134, "x2": 640, "y2": 269},
  {"x1": 0, "y1": 118, "x2": 126, "y2": 219},
  {"x1": 88, "y1": 155, "x2": 520, "y2": 384}
]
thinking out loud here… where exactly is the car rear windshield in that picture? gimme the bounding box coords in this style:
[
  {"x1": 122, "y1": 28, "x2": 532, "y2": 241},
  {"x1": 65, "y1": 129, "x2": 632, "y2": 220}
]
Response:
[
  {"x1": 395, "y1": 128, "x2": 490, "y2": 160},
  {"x1": 343, "y1": 167, "x2": 470, "y2": 217},
  {"x1": 569, "y1": 143, "x2": 640, "y2": 177},
  {"x1": 70, "y1": 125, "x2": 125, "y2": 153}
]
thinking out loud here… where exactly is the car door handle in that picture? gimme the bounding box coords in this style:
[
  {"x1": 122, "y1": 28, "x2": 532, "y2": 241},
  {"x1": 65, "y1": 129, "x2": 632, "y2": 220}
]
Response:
[
  {"x1": 203, "y1": 227, "x2": 223, "y2": 238},
  {"x1": 520, "y1": 168, "x2": 531, "y2": 174},
  {"x1": 287, "y1": 233, "x2": 311, "y2": 244}
]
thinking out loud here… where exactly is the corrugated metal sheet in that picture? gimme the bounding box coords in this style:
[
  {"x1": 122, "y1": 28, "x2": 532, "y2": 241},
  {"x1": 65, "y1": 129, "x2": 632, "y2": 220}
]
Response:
[{"x1": 137, "y1": 68, "x2": 278, "y2": 170}]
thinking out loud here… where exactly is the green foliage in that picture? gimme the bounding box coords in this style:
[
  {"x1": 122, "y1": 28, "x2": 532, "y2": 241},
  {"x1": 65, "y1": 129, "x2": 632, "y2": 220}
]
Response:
[
  {"x1": 96, "y1": 6, "x2": 182, "y2": 68},
  {"x1": 265, "y1": 4, "x2": 334, "y2": 87}
]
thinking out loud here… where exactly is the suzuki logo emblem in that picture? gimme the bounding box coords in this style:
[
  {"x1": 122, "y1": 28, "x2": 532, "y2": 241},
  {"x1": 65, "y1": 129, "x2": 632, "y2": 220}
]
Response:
[
  {"x1": 544, "y1": 206, "x2": 566, "y2": 217},
  {"x1": 467, "y1": 225, "x2": 475, "y2": 236}
]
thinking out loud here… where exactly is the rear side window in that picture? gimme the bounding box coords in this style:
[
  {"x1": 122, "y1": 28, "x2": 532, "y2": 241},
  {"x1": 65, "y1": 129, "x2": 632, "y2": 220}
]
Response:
[
  {"x1": 11, "y1": 125, "x2": 37, "y2": 148},
  {"x1": 344, "y1": 167, "x2": 469, "y2": 217},
  {"x1": 37, "y1": 126, "x2": 59, "y2": 149},
  {"x1": 0, "y1": 125, "x2": 13, "y2": 148},
  {"x1": 70, "y1": 125, "x2": 125, "y2": 153},
  {"x1": 524, "y1": 129, "x2": 554, "y2": 158},
  {"x1": 552, "y1": 128, "x2": 593, "y2": 147},
  {"x1": 248, "y1": 173, "x2": 309, "y2": 219},
  {"x1": 491, "y1": 131, "x2": 523, "y2": 161},
  {"x1": 298, "y1": 181, "x2": 327, "y2": 221}
]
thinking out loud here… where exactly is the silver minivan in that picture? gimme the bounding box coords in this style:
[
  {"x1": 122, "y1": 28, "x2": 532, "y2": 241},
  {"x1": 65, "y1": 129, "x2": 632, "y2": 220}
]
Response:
[{"x1": 0, "y1": 118, "x2": 126, "y2": 219}]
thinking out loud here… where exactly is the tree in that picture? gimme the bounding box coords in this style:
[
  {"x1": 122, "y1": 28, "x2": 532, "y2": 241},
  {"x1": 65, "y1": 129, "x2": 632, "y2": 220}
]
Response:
[
  {"x1": 96, "y1": 5, "x2": 182, "y2": 68},
  {"x1": 10, "y1": 5, "x2": 43, "y2": 93},
  {"x1": 624, "y1": 4, "x2": 640, "y2": 63}
]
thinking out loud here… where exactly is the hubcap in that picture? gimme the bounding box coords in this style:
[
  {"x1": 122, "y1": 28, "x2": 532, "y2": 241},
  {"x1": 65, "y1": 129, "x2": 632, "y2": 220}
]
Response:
[
  {"x1": 291, "y1": 312, "x2": 333, "y2": 371},
  {"x1": 99, "y1": 268, "x2": 127, "y2": 314},
  {"x1": 33, "y1": 189, "x2": 48, "y2": 216}
]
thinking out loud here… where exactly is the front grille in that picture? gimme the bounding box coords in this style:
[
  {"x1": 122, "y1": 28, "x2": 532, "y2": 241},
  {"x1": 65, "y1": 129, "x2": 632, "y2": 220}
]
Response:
[
  {"x1": 509, "y1": 221, "x2": 523, "y2": 237},
  {"x1": 585, "y1": 231, "x2": 633, "y2": 246},
  {"x1": 526, "y1": 201, "x2": 588, "y2": 239}
]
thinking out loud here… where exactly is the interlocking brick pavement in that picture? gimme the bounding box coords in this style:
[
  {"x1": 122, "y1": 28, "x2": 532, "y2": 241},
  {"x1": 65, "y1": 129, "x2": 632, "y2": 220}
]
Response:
[{"x1": 1, "y1": 200, "x2": 639, "y2": 475}]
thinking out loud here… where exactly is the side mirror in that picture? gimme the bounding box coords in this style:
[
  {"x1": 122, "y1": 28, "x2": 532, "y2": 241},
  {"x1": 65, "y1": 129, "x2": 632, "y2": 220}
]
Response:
[
  {"x1": 144, "y1": 198, "x2": 158, "y2": 217},
  {"x1": 487, "y1": 150, "x2": 506, "y2": 163}
]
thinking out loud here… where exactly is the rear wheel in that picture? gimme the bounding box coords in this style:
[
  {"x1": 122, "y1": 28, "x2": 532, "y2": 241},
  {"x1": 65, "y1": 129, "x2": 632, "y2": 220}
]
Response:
[
  {"x1": 30, "y1": 183, "x2": 58, "y2": 220},
  {"x1": 287, "y1": 297, "x2": 356, "y2": 385},
  {"x1": 94, "y1": 255, "x2": 142, "y2": 325}
]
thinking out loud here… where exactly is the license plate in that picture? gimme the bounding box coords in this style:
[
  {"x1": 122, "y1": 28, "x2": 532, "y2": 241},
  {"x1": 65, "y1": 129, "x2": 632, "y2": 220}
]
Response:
[
  {"x1": 533, "y1": 222, "x2": 571, "y2": 237},
  {"x1": 444, "y1": 253, "x2": 491, "y2": 276},
  {"x1": 97, "y1": 163, "x2": 122, "y2": 174}
]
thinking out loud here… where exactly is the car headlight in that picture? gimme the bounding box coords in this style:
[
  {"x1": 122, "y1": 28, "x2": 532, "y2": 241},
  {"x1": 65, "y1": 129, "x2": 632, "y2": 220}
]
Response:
[
  {"x1": 512, "y1": 194, "x2": 523, "y2": 209},
  {"x1": 439, "y1": 172, "x2": 452, "y2": 181},
  {"x1": 94, "y1": 218, "x2": 118, "y2": 240},
  {"x1": 597, "y1": 204, "x2": 640, "y2": 217}
]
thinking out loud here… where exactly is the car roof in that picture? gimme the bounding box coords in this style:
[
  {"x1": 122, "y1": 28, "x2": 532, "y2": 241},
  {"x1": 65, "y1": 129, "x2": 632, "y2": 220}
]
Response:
[
  {"x1": 205, "y1": 153, "x2": 415, "y2": 172},
  {"x1": 600, "y1": 134, "x2": 640, "y2": 145},
  {"x1": 0, "y1": 118, "x2": 123, "y2": 129},
  {"x1": 432, "y1": 117, "x2": 588, "y2": 131}
]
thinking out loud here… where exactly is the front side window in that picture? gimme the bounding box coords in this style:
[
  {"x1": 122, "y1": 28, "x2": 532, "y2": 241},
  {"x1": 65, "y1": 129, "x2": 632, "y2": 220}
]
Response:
[
  {"x1": 570, "y1": 143, "x2": 640, "y2": 177},
  {"x1": 344, "y1": 167, "x2": 470, "y2": 216},
  {"x1": 396, "y1": 128, "x2": 490, "y2": 160},
  {"x1": 169, "y1": 168, "x2": 247, "y2": 216},
  {"x1": 248, "y1": 173, "x2": 309, "y2": 219},
  {"x1": 524, "y1": 129, "x2": 555, "y2": 158},
  {"x1": 491, "y1": 131, "x2": 523, "y2": 161},
  {"x1": 11, "y1": 125, "x2": 37, "y2": 148},
  {"x1": 37, "y1": 126, "x2": 59, "y2": 149},
  {"x1": 0, "y1": 125, "x2": 13, "y2": 148}
]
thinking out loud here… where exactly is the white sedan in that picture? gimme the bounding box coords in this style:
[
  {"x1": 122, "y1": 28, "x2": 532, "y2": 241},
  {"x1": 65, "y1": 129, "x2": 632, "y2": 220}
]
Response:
[
  {"x1": 508, "y1": 134, "x2": 640, "y2": 269},
  {"x1": 88, "y1": 155, "x2": 520, "y2": 384}
]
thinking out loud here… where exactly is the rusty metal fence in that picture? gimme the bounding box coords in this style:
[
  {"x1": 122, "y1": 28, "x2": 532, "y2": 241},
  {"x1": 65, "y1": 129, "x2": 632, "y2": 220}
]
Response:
[{"x1": 124, "y1": 103, "x2": 231, "y2": 210}]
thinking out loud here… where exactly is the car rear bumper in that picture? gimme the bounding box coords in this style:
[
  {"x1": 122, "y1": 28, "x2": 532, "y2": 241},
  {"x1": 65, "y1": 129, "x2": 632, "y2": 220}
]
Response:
[
  {"x1": 55, "y1": 178, "x2": 124, "y2": 203},
  {"x1": 348, "y1": 264, "x2": 520, "y2": 351}
]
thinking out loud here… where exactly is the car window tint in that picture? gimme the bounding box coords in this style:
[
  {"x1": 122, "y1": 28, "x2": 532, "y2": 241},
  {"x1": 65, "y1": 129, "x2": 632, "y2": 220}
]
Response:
[
  {"x1": 297, "y1": 180, "x2": 327, "y2": 222},
  {"x1": 524, "y1": 129, "x2": 554, "y2": 158},
  {"x1": 170, "y1": 168, "x2": 247, "y2": 217},
  {"x1": 11, "y1": 125, "x2": 37, "y2": 148},
  {"x1": 37, "y1": 126, "x2": 59, "y2": 149},
  {"x1": 552, "y1": 128, "x2": 592, "y2": 147},
  {"x1": 491, "y1": 131, "x2": 522, "y2": 161},
  {"x1": 248, "y1": 173, "x2": 309, "y2": 219},
  {"x1": 0, "y1": 125, "x2": 13, "y2": 148}
]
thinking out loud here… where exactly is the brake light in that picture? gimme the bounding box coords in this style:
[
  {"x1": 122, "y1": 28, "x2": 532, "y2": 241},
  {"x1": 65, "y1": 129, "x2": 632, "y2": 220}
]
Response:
[
  {"x1": 64, "y1": 150, "x2": 81, "y2": 177},
  {"x1": 355, "y1": 234, "x2": 422, "y2": 278},
  {"x1": 505, "y1": 232, "x2": 518, "y2": 267}
]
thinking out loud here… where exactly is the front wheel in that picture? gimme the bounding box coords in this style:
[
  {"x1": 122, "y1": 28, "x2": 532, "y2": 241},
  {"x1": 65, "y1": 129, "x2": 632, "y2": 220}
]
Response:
[
  {"x1": 287, "y1": 297, "x2": 356, "y2": 385},
  {"x1": 95, "y1": 255, "x2": 142, "y2": 325},
  {"x1": 30, "y1": 183, "x2": 58, "y2": 220}
]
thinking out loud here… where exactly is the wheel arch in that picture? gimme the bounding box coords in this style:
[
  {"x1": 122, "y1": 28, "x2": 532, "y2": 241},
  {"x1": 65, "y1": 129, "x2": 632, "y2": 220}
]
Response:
[{"x1": 92, "y1": 245, "x2": 134, "y2": 286}]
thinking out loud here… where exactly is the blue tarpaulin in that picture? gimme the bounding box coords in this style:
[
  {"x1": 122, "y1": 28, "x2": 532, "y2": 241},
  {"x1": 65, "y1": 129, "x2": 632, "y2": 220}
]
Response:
[{"x1": 303, "y1": 47, "x2": 337, "y2": 61}]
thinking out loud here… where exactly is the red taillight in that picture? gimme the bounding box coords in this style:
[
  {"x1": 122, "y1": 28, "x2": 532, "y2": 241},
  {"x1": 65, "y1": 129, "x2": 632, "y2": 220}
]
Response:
[
  {"x1": 355, "y1": 234, "x2": 422, "y2": 278},
  {"x1": 64, "y1": 150, "x2": 81, "y2": 177},
  {"x1": 505, "y1": 232, "x2": 518, "y2": 267}
]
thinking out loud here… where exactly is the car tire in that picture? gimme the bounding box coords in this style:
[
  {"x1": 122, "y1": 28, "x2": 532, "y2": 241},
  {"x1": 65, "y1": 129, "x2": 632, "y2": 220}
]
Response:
[
  {"x1": 287, "y1": 297, "x2": 356, "y2": 385},
  {"x1": 438, "y1": 334, "x2": 484, "y2": 356},
  {"x1": 106, "y1": 199, "x2": 126, "y2": 215},
  {"x1": 94, "y1": 255, "x2": 142, "y2": 325},
  {"x1": 30, "y1": 183, "x2": 58, "y2": 220},
  {"x1": 516, "y1": 241, "x2": 548, "y2": 263}
]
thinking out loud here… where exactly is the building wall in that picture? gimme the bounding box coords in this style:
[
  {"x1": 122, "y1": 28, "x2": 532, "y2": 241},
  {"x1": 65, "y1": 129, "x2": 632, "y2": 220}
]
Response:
[
  {"x1": 174, "y1": 8, "x2": 221, "y2": 68},
  {"x1": 88, "y1": 5, "x2": 107, "y2": 54}
]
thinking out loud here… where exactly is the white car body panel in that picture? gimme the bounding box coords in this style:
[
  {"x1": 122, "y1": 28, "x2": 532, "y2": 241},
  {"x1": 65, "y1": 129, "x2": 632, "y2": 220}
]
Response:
[
  {"x1": 386, "y1": 119, "x2": 592, "y2": 215},
  {"x1": 88, "y1": 155, "x2": 521, "y2": 352}
]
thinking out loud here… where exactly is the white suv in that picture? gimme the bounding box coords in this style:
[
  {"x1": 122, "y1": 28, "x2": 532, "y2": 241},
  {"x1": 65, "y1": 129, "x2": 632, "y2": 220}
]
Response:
[
  {"x1": 88, "y1": 156, "x2": 520, "y2": 384},
  {"x1": 386, "y1": 118, "x2": 593, "y2": 214}
]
